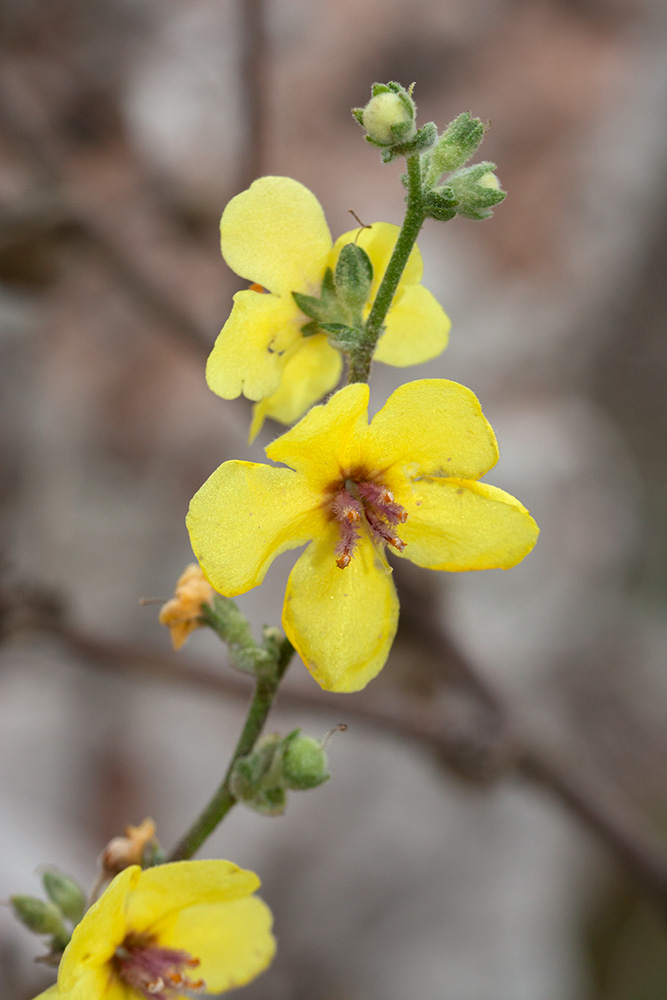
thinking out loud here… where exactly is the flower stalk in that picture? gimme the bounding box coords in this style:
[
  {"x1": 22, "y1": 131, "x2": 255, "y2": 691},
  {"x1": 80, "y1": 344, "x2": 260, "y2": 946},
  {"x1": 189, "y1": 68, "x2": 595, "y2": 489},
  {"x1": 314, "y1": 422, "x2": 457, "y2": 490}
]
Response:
[
  {"x1": 168, "y1": 635, "x2": 293, "y2": 861},
  {"x1": 348, "y1": 153, "x2": 426, "y2": 383}
]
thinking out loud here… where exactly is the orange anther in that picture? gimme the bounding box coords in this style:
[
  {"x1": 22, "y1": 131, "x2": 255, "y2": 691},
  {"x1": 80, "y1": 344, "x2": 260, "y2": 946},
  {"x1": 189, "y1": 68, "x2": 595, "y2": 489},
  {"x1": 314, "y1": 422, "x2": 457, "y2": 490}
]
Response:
[
  {"x1": 345, "y1": 509, "x2": 360, "y2": 523},
  {"x1": 336, "y1": 552, "x2": 351, "y2": 569},
  {"x1": 248, "y1": 282, "x2": 265, "y2": 293}
]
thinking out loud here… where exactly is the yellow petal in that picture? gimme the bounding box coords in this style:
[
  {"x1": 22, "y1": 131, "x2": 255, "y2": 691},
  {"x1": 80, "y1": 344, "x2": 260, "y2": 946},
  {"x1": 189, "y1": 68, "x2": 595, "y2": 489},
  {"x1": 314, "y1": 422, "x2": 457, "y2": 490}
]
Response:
[
  {"x1": 125, "y1": 861, "x2": 260, "y2": 937},
  {"x1": 249, "y1": 333, "x2": 343, "y2": 442},
  {"x1": 187, "y1": 462, "x2": 320, "y2": 595},
  {"x1": 206, "y1": 289, "x2": 299, "y2": 401},
  {"x1": 373, "y1": 284, "x2": 451, "y2": 366},
  {"x1": 365, "y1": 379, "x2": 499, "y2": 482},
  {"x1": 29, "y1": 988, "x2": 59, "y2": 999},
  {"x1": 157, "y1": 897, "x2": 275, "y2": 993},
  {"x1": 265, "y1": 382, "x2": 370, "y2": 487},
  {"x1": 397, "y1": 478, "x2": 539, "y2": 571},
  {"x1": 282, "y1": 530, "x2": 399, "y2": 693},
  {"x1": 58, "y1": 867, "x2": 139, "y2": 991},
  {"x1": 329, "y1": 222, "x2": 423, "y2": 298},
  {"x1": 220, "y1": 176, "x2": 332, "y2": 293},
  {"x1": 56, "y1": 967, "x2": 121, "y2": 1000}
]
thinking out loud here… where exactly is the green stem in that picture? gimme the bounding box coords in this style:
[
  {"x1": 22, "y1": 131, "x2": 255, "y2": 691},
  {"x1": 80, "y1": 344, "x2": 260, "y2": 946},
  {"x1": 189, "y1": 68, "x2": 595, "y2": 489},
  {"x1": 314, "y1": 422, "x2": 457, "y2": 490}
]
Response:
[
  {"x1": 168, "y1": 639, "x2": 293, "y2": 861},
  {"x1": 347, "y1": 152, "x2": 426, "y2": 384}
]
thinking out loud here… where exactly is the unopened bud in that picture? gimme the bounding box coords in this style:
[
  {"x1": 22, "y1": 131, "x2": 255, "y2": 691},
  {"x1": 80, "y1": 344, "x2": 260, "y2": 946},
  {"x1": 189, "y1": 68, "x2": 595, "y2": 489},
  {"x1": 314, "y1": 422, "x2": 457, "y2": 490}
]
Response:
[
  {"x1": 41, "y1": 871, "x2": 85, "y2": 926},
  {"x1": 353, "y1": 82, "x2": 416, "y2": 147},
  {"x1": 281, "y1": 730, "x2": 329, "y2": 790},
  {"x1": 11, "y1": 896, "x2": 67, "y2": 938}
]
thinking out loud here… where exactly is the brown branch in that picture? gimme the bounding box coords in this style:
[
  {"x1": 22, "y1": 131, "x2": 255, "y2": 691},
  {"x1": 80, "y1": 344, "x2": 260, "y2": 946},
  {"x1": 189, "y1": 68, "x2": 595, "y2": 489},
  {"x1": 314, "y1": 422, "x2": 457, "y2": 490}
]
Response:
[
  {"x1": 8, "y1": 604, "x2": 667, "y2": 918},
  {"x1": 0, "y1": 66, "x2": 212, "y2": 360}
]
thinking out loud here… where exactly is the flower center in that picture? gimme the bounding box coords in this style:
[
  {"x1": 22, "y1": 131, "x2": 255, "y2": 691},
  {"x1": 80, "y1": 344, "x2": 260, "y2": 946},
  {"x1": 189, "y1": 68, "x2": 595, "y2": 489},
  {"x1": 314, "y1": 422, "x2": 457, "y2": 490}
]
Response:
[
  {"x1": 330, "y1": 479, "x2": 407, "y2": 568},
  {"x1": 113, "y1": 935, "x2": 205, "y2": 1000}
]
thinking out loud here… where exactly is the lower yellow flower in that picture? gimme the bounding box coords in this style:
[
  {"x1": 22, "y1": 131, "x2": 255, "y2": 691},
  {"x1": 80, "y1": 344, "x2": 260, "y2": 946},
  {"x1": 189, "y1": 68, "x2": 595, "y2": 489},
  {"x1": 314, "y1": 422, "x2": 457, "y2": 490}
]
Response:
[
  {"x1": 206, "y1": 176, "x2": 451, "y2": 440},
  {"x1": 187, "y1": 379, "x2": 539, "y2": 693},
  {"x1": 33, "y1": 860, "x2": 275, "y2": 999}
]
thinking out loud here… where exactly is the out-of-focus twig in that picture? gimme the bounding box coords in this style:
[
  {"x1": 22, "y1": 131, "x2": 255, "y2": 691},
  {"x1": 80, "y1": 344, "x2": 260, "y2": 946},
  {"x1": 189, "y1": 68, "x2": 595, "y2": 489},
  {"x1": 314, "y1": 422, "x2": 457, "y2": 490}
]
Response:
[
  {"x1": 0, "y1": 67, "x2": 212, "y2": 360},
  {"x1": 4, "y1": 584, "x2": 667, "y2": 918},
  {"x1": 239, "y1": 0, "x2": 269, "y2": 186}
]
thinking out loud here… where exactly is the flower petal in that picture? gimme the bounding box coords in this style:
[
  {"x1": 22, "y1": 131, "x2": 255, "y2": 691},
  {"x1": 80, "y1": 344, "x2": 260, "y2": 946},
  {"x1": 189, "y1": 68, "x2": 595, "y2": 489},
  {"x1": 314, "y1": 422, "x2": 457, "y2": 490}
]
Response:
[
  {"x1": 282, "y1": 530, "x2": 399, "y2": 692},
  {"x1": 220, "y1": 176, "x2": 332, "y2": 293},
  {"x1": 206, "y1": 289, "x2": 299, "y2": 401},
  {"x1": 126, "y1": 861, "x2": 260, "y2": 937},
  {"x1": 373, "y1": 284, "x2": 451, "y2": 366},
  {"x1": 187, "y1": 462, "x2": 320, "y2": 595},
  {"x1": 58, "y1": 867, "x2": 139, "y2": 991},
  {"x1": 156, "y1": 897, "x2": 275, "y2": 993},
  {"x1": 397, "y1": 478, "x2": 539, "y2": 570},
  {"x1": 265, "y1": 382, "x2": 370, "y2": 487},
  {"x1": 57, "y1": 967, "x2": 122, "y2": 1000},
  {"x1": 329, "y1": 222, "x2": 424, "y2": 296},
  {"x1": 366, "y1": 379, "x2": 499, "y2": 482},
  {"x1": 249, "y1": 333, "x2": 343, "y2": 442}
]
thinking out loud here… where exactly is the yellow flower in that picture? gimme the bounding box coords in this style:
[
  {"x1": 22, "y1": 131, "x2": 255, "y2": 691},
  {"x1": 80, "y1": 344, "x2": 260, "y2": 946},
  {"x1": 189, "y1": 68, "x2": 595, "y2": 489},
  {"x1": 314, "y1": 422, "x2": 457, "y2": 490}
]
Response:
[
  {"x1": 33, "y1": 860, "x2": 275, "y2": 999},
  {"x1": 187, "y1": 380, "x2": 539, "y2": 693},
  {"x1": 206, "y1": 176, "x2": 451, "y2": 440},
  {"x1": 158, "y1": 564, "x2": 214, "y2": 650}
]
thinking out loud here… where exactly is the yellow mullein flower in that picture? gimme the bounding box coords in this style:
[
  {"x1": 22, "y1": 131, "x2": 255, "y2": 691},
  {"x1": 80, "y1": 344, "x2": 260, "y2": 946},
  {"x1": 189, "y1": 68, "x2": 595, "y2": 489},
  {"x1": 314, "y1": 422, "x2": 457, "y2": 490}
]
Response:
[
  {"x1": 206, "y1": 176, "x2": 451, "y2": 440},
  {"x1": 187, "y1": 380, "x2": 539, "y2": 693},
  {"x1": 158, "y1": 563, "x2": 214, "y2": 650},
  {"x1": 32, "y1": 860, "x2": 275, "y2": 1000}
]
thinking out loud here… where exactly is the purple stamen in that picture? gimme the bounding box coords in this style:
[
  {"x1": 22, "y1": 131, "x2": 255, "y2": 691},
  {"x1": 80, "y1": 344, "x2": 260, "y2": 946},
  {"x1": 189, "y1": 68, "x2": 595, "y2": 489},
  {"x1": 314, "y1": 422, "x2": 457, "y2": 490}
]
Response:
[
  {"x1": 114, "y1": 935, "x2": 205, "y2": 1000},
  {"x1": 330, "y1": 479, "x2": 407, "y2": 568}
]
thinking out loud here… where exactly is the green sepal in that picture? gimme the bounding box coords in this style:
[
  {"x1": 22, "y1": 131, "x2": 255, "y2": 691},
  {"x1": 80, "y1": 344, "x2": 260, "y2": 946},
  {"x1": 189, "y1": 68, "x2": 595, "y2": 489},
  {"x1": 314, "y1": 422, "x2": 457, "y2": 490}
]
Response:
[
  {"x1": 41, "y1": 871, "x2": 86, "y2": 927},
  {"x1": 292, "y1": 291, "x2": 329, "y2": 323},
  {"x1": 300, "y1": 319, "x2": 320, "y2": 337},
  {"x1": 377, "y1": 121, "x2": 437, "y2": 163},
  {"x1": 423, "y1": 187, "x2": 459, "y2": 222},
  {"x1": 425, "y1": 112, "x2": 486, "y2": 184},
  {"x1": 447, "y1": 161, "x2": 506, "y2": 220},
  {"x1": 334, "y1": 243, "x2": 373, "y2": 310},
  {"x1": 11, "y1": 896, "x2": 69, "y2": 941},
  {"x1": 321, "y1": 324, "x2": 363, "y2": 350}
]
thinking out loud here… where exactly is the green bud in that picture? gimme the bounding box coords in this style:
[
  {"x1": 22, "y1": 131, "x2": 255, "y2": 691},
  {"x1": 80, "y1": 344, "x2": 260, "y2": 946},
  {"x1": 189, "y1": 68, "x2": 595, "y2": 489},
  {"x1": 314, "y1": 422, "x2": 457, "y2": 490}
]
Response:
[
  {"x1": 447, "y1": 161, "x2": 506, "y2": 220},
  {"x1": 281, "y1": 729, "x2": 329, "y2": 790},
  {"x1": 334, "y1": 243, "x2": 373, "y2": 311},
  {"x1": 355, "y1": 82, "x2": 416, "y2": 147},
  {"x1": 11, "y1": 896, "x2": 68, "y2": 938},
  {"x1": 251, "y1": 786, "x2": 287, "y2": 816},
  {"x1": 42, "y1": 871, "x2": 86, "y2": 926},
  {"x1": 426, "y1": 113, "x2": 486, "y2": 181}
]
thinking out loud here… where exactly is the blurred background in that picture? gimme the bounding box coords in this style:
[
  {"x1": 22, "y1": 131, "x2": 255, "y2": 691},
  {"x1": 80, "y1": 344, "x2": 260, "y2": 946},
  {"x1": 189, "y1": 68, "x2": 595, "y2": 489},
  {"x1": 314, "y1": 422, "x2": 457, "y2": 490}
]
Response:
[{"x1": 1, "y1": 0, "x2": 667, "y2": 997}]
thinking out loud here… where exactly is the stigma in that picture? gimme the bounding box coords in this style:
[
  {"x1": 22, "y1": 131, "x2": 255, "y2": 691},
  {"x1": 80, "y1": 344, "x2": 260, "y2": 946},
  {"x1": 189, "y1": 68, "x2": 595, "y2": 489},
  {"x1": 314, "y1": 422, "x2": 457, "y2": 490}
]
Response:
[{"x1": 330, "y1": 478, "x2": 407, "y2": 568}]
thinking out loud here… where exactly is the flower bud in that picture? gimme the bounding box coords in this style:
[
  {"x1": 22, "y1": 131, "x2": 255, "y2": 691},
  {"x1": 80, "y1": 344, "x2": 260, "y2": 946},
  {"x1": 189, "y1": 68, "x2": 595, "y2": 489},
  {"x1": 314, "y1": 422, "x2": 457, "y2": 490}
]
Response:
[
  {"x1": 42, "y1": 871, "x2": 86, "y2": 926},
  {"x1": 11, "y1": 896, "x2": 68, "y2": 937},
  {"x1": 353, "y1": 82, "x2": 416, "y2": 147},
  {"x1": 447, "y1": 161, "x2": 506, "y2": 221},
  {"x1": 281, "y1": 730, "x2": 329, "y2": 790},
  {"x1": 426, "y1": 112, "x2": 486, "y2": 179}
]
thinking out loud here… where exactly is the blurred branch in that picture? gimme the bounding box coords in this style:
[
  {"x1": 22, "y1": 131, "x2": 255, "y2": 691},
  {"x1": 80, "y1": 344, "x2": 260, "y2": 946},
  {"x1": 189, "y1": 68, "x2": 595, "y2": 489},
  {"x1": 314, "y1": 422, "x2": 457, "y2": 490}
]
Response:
[
  {"x1": 4, "y1": 584, "x2": 667, "y2": 917},
  {"x1": 0, "y1": 67, "x2": 212, "y2": 360},
  {"x1": 239, "y1": 0, "x2": 269, "y2": 185}
]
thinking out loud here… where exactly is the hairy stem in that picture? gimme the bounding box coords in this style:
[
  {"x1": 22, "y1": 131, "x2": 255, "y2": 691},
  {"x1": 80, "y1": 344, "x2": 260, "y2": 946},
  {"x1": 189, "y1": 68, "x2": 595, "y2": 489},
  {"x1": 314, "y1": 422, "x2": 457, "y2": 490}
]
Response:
[
  {"x1": 347, "y1": 153, "x2": 426, "y2": 383},
  {"x1": 168, "y1": 638, "x2": 293, "y2": 861}
]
